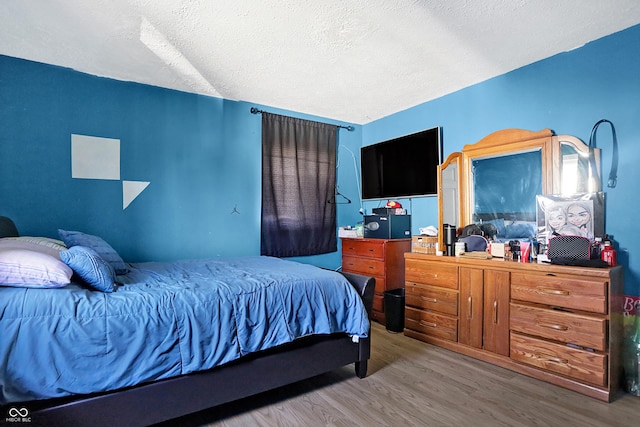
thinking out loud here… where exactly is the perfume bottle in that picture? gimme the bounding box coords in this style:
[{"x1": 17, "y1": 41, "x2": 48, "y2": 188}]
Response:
[{"x1": 600, "y1": 240, "x2": 617, "y2": 266}]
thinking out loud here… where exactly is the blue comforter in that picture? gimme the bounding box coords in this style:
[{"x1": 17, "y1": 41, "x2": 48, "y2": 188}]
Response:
[{"x1": 0, "y1": 256, "x2": 370, "y2": 404}]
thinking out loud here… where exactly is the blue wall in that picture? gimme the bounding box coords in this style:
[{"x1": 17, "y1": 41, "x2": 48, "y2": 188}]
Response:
[
  {"x1": 1, "y1": 23, "x2": 639, "y2": 297},
  {"x1": 0, "y1": 55, "x2": 363, "y2": 269},
  {"x1": 364, "y1": 24, "x2": 640, "y2": 297}
]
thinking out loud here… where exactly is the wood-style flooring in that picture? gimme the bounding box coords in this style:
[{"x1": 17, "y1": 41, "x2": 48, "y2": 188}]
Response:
[{"x1": 157, "y1": 322, "x2": 639, "y2": 427}]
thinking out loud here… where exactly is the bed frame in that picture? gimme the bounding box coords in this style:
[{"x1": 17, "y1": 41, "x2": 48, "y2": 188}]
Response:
[{"x1": 1, "y1": 218, "x2": 374, "y2": 426}]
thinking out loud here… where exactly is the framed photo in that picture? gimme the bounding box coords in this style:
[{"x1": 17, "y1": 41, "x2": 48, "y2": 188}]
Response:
[{"x1": 535, "y1": 192, "x2": 605, "y2": 244}]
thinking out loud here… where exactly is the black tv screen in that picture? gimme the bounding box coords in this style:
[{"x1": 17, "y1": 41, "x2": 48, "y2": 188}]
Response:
[{"x1": 361, "y1": 126, "x2": 442, "y2": 200}]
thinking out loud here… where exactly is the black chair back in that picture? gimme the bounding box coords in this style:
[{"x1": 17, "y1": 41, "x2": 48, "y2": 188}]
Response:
[{"x1": 0, "y1": 216, "x2": 19, "y2": 237}]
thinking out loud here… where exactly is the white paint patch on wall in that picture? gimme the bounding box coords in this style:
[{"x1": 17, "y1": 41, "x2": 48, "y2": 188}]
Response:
[
  {"x1": 71, "y1": 134, "x2": 150, "y2": 209},
  {"x1": 71, "y1": 134, "x2": 120, "y2": 180},
  {"x1": 123, "y1": 181, "x2": 150, "y2": 210}
]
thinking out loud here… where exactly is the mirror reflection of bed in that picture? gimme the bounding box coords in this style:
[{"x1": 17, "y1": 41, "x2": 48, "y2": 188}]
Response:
[{"x1": 471, "y1": 149, "x2": 541, "y2": 242}]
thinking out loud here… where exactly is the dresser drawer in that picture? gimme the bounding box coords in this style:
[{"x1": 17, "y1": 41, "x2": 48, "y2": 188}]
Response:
[
  {"x1": 373, "y1": 295, "x2": 384, "y2": 314},
  {"x1": 511, "y1": 273, "x2": 607, "y2": 314},
  {"x1": 373, "y1": 276, "x2": 386, "y2": 295},
  {"x1": 405, "y1": 306, "x2": 458, "y2": 341},
  {"x1": 342, "y1": 239, "x2": 384, "y2": 259},
  {"x1": 510, "y1": 303, "x2": 607, "y2": 351},
  {"x1": 405, "y1": 282, "x2": 458, "y2": 316},
  {"x1": 510, "y1": 333, "x2": 607, "y2": 386},
  {"x1": 405, "y1": 259, "x2": 458, "y2": 290},
  {"x1": 343, "y1": 255, "x2": 385, "y2": 277},
  {"x1": 342, "y1": 266, "x2": 386, "y2": 294}
]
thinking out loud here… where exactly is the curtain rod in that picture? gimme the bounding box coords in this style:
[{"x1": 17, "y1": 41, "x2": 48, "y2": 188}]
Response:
[{"x1": 250, "y1": 107, "x2": 354, "y2": 131}]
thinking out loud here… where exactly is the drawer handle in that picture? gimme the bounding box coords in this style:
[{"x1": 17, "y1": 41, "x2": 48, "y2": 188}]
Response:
[
  {"x1": 535, "y1": 353, "x2": 569, "y2": 365},
  {"x1": 421, "y1": 296, "x2": 437, "y2": 303},
  {"x1": 493, "y1": 300, "x2": 498, "y2": 324},
  {"x1": 419, "y1": 320, "x2": 437, "y2": 328},
  {"x1": 538, "y1": 322, "x2": 569, "y2": 331},
  {"x1": 539, "y1": 288, "x2": 570, "y2": 296}
]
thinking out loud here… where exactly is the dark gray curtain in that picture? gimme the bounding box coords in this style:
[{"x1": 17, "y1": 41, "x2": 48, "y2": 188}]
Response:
[{"x1": 261, "y1": 113, "x2": 337, "y2": 257}]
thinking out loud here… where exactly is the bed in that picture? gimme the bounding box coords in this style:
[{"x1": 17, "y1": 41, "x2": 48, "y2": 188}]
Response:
[
  {"x1": 0, "y1": 216, "x2": 374, "y2": 426},
  {"x1": 473, "y1": 214, "x2": 537, "y2": 242}
]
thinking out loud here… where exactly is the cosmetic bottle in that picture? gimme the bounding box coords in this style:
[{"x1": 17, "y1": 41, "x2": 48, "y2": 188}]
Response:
[
  {"x1": 591, "y1": 237, "x2": 602, "y2": 259},
  {"x1": 601, "y1": 240, "x2": 617, "y2": 266}
]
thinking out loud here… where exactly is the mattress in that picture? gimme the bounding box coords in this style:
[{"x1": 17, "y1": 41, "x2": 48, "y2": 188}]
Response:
[{"x1": 0, "y1": 256, "x2": 370, "y2": 404}]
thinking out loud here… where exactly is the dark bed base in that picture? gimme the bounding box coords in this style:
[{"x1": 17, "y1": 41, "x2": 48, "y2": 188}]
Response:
[{"x1": 4, "y1": 271, "x2": 375, "y2": 427}]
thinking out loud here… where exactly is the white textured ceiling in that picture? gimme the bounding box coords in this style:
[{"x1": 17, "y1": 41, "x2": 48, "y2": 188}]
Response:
[{"x1": 2, "y1": 1, "x2": 640, "y2": 124}]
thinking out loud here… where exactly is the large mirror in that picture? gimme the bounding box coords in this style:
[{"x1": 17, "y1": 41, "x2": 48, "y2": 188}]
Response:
[
  {"x1": 438, "y1": 128, "x2": 600, "y2": 244},
  {"x1": 469, "y1": 150, "x2": 543, "y2": 223}
]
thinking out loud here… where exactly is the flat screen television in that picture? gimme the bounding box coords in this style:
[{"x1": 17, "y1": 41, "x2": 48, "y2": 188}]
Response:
[{"x1": 361, "y1": 126, "x2": 442, "y2": 200}]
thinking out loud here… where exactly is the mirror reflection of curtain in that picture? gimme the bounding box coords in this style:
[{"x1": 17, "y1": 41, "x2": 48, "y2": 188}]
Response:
[{"x1": 261, "y1": 113, "x2": 337, "y2": 257}]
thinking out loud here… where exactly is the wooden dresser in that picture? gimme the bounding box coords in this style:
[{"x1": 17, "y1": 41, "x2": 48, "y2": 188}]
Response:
[
  {"x1": 404, "y1": 252, "x2": 624, "y2": 401},
  {"x1": 341, "y1": 237, "x2": 411, "y2": 324}
]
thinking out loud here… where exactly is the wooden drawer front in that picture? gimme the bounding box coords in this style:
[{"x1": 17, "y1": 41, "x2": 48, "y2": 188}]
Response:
[
  {"x1": 343, "y1": 255, "x2": 385, "y2": 277},
  {"x1": 510, "y1": 333, "x2": 607, "y2": 387},
  {"x1": 405, "y1": 306, "x2": 457, "y2": 341},
  {"x1": 373, "y1": 295, "x2": 384, "y2": 314},
  {"x1": 511, "y1": 273, "x2": 607, "y2": 314},
  {"x1": 405, "y1": 259, "x2": 458, "y2": 290},
  {"x1": 405, "y1": 282, "x2": 458, "y2": 316},
  {"x1": 373, "y1": 276, "x2": 386, "y2": 295},
  {"x1": 510, "y1": 304, "x2": 607, "y2": 351},
  {"x1": 342, "y1": 240, "x2": 384, "y2": 259}
]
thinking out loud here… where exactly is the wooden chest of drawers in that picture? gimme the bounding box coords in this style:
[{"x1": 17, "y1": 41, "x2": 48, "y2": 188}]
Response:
[
  {"x1": 405, "y1": 258, "x2": 459, "y2": 341},
  {"x1": 341, "y1": 237, "x2": 410, "y2": 324},
  {"x1": 510, "y1": 270, "x2": 613, "y2": 390},
  {"x1": 404, "y1": 252, "x2": 624, "y2": 402}
]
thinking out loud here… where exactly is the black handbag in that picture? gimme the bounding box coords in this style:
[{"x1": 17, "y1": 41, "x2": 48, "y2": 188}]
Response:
[{"x1": 547, "y1": 235, "x2": 591, "y2": 261}]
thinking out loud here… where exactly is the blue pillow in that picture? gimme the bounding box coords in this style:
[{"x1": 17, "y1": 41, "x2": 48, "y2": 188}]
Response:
[
  {"x1": 58, "y1": 229, "x2": 128, "y2": 274},
  {"x1": 504, "y1": 223, "x2": 536, "y2": 239},
  {"x1": 60, "y1": 246, "x2": 116, "y2": 292}
]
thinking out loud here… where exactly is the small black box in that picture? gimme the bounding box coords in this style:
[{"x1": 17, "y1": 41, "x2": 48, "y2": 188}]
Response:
[
  {"x1": 363, "y1": 214, "x2": 411, "y2": 239},
  {"x1": 372, "y1": 207, "x2": 404, "y2": 215}
]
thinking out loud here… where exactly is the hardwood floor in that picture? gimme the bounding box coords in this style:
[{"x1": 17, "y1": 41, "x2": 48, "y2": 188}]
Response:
[{"x1": 157, "y1": 322, "x2": 639, "y2": 426}]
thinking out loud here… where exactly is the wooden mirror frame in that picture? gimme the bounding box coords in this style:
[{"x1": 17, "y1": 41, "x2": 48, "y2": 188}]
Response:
[
  {"x1": 437, "y1": 152, "x2": 464, "y2": 251},
  {"x1": 461, "y1": 128, "x2": 554, "y2": 226},
  {"x1": 438, "y1": 128, "x2": 599, "y2": 243}
]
